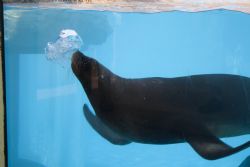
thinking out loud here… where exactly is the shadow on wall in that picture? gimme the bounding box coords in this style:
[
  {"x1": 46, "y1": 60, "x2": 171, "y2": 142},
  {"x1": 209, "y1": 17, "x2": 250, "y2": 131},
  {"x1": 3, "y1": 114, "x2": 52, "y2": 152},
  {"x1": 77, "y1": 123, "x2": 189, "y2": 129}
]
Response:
[
  {"x1": 4, "y1": 7, "x2": 113, "y2": 54},
  {"x1": 3, "y1": 7, "x2": 113, "y2": 167}
]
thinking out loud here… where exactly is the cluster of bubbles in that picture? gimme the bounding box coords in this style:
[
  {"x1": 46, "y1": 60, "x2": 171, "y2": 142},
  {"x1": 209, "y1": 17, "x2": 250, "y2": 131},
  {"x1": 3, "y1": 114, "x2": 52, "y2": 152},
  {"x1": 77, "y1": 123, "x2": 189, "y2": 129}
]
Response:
[{"x1": 45, "y1": 29, "x2": 83, "y2": 68}]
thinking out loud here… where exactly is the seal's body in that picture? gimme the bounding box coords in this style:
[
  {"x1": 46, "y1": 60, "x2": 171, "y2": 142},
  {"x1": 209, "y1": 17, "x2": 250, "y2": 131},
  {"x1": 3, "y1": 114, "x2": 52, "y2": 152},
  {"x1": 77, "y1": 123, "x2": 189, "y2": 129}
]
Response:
[{"x1": 71, "y1": 51, "x2": 250, "y2": 160}]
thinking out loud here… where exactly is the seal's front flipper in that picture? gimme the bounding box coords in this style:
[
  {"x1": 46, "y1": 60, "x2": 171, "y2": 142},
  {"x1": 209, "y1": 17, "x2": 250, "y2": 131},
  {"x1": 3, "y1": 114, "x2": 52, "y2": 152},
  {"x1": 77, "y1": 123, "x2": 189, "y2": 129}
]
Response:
[
  {"x1": 184, "y1": 125, "x2": 250, "y2": 160},
  {"x1": 83, "y1": 104, "x2": 131, "y2": 145}
]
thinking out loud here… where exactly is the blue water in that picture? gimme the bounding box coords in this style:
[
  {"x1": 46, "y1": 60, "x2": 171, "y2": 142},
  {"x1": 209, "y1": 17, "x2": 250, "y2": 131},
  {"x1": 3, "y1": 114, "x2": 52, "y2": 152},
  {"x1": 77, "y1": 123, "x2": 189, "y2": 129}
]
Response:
[{"x1": 4, "y1": 5, "x2": 250, "y2": 167}]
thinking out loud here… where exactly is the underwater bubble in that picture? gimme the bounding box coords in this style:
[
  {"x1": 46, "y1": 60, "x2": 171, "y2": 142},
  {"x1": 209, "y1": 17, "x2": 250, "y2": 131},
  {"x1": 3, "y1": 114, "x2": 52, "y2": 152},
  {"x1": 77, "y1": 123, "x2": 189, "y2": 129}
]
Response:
[{"x1": 45, "y1": 29, "x2": 83, "y2": 68}]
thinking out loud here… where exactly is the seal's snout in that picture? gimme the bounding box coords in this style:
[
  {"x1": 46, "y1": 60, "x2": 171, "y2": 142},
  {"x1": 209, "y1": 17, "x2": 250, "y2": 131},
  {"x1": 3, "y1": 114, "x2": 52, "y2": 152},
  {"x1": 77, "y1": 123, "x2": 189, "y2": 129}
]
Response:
[
  {"x1": 71, "y1": 51, "x2": 83, "y2": 75},
  {"x1": 72, "y1": 51, "x2": 82, "y2": 64},
  {"x1": 71, "y1": 51, "x2": 92, "y2": 77}
]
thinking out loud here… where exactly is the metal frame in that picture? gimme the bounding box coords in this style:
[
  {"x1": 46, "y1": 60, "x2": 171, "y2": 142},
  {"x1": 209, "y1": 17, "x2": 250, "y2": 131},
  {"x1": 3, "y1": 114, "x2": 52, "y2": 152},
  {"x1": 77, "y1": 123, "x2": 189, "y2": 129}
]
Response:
[{"x1": 0, "y1": 1, "x2": 8, "y2": 167}]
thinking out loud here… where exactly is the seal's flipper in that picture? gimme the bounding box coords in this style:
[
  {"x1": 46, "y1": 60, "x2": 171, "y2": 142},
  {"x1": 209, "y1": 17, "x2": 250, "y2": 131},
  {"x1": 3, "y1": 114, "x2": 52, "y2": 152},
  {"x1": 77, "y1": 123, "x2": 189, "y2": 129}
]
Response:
[
  {"x1": 83, "y1": 104, "x2": 131, "y2": 145},
  {"x1": 239, "y1": 156, "x2": 250, "y2": 167},
  {"x1": 184, "y1": 125, "x2": 250, "y2": 160}
]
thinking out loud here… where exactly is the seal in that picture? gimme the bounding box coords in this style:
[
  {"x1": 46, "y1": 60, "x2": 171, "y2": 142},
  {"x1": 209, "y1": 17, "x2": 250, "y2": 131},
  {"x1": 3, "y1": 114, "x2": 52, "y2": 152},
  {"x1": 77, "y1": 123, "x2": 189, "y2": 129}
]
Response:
[
  {"x1": 239, "y1": 156, "x2": 250, "y2": 167},
  {"x1": 71, "y1": 51, "x2": 250, "y2": 160}
]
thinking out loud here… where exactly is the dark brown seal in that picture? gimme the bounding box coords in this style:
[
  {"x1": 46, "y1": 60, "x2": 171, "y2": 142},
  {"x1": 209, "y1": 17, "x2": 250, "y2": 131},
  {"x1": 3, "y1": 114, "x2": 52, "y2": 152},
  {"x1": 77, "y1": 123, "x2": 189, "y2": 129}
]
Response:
[{"x1": 71, "y1": 51, "x2": 250, "y2": 160}]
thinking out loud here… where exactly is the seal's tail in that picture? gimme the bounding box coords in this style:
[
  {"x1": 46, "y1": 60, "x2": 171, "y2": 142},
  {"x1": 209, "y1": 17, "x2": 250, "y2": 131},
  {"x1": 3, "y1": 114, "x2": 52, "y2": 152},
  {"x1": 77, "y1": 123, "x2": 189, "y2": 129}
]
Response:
[{"x1": 183, "y1": 123, "x2": 250, "y2": 160}]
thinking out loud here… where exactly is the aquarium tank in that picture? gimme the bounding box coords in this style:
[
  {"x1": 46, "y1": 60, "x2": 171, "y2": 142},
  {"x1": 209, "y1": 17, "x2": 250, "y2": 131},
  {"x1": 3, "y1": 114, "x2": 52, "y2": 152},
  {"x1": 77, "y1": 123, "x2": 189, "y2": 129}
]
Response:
[{"x1": 2, "y1": 0, "x2": 250, "y2": 167}]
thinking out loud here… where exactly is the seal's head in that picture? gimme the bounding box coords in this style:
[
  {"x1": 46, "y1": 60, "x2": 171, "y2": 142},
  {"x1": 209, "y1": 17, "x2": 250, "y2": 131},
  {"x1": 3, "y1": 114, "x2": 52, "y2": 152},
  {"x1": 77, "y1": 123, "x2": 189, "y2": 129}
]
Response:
[
  {"x1": 71, "y1": 51, "x2": 92, "y2": 78},
  {"x1": 71, "y1": 51, "x2": 100, "y2": 91}
]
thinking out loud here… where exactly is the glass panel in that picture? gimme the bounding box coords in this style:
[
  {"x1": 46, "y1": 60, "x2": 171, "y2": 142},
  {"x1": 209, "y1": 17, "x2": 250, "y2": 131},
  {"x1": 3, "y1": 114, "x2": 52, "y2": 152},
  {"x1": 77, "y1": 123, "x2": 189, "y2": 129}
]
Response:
[{"x1": 3, "y1": 1, "x2": 250, "y2": 167}]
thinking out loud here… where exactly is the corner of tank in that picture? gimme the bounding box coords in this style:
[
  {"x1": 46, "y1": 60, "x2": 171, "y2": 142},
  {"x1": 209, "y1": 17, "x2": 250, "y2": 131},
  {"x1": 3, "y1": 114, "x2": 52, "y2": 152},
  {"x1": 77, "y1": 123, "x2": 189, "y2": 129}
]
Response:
[{"x1": 0, "y1": 1, "x2": 7, "y2": 167}]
